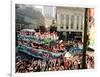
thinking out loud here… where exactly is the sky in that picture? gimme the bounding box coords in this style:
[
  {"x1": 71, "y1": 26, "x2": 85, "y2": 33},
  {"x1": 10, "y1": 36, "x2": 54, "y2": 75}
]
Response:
[{"x1": 34, "y1": 5, "x2": 56, "y2": 19}]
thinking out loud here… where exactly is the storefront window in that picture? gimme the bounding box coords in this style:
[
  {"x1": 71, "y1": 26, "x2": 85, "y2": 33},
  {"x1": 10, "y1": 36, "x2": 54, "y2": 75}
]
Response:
[
  {"x1": 60, "y1": 14, "x2": 64, "y2": 27},
  {"x1": 71, "y1": 15, "x2": 74, "y2": 29},
  {"x1": 76, "y1": 16, "x2": 79, "y2": 30},
  {"x1": 81, "y1": 16, "x2": 83, "y2": 30},
  {"x1": 66, "y1": 15, "x2": 69, "y2": 29}
]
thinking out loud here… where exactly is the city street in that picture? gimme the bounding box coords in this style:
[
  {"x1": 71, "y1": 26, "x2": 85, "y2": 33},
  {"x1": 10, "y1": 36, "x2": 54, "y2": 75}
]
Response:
[{"x1": 15, "y1": 4, "x2": 95, "y2": 73}]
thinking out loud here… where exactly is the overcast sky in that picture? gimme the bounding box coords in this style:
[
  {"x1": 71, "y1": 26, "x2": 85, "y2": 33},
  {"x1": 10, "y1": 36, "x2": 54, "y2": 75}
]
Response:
[{"x1": 34, "y1": 5, "x2": 56, "y2": 19}]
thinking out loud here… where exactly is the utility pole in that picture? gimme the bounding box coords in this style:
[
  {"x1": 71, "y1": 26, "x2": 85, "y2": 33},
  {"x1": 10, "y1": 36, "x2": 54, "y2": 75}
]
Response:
[{"x1": 82, "y1": 8, "x2": 88, "y2": 69}]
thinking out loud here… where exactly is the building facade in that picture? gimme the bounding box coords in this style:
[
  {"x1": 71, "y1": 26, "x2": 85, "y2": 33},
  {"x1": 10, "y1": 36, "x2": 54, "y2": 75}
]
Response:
[
  {"x1": 16, "y1": 4, "x2": 45, "y2": 31},
  {"x1": 56, "y1": 7, "x2": 85, "y2": 40},
  {"x1": 43, "y1": 6, "x2": 56, "y2": 29}
]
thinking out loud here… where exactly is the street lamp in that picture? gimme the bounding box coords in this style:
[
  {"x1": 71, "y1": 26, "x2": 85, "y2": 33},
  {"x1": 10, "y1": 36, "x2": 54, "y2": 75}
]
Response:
[{"x1": 82, "y1": 8, "x2": 88, "y2": 69}]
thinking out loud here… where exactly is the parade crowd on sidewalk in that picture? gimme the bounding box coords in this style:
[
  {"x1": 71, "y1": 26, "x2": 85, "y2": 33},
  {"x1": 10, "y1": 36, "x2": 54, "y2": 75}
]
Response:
[
  {"x1": 16, "y1": 54, "x2": 94, "y2": 73},
  {"x1": 16, "y1": 30, "x2": 94, "y2": 73}
]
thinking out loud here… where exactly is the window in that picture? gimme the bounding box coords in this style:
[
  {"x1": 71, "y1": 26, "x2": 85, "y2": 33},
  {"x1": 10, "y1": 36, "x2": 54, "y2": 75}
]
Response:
[
  {"x1": 60, "y1": 14, "x2": 64, "y2": 28},
  {"x1": 76, "y1": 16, "x2": 79, "y2": 30},
  {"x1": 60, "y1": 26, "x2": 63, "y2": 29},
  {"x1": 81, "y1": 16, "x2": 83, "y2": 30},
  {"x1": 71, "y1": 15, "x2": 74, "y2": 29},
  {"x1": 66, "y1": 15, "x2": 69, "y2": 29}
]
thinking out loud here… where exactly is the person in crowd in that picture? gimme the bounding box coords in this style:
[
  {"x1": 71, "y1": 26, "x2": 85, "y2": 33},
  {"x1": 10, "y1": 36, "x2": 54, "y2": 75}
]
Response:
[
  {"x1": 16, "y1": 29, "x2": 94, "y2": 72},
  {"x1": 16, "y1": 53, "x2": 94, "y2": 73}
]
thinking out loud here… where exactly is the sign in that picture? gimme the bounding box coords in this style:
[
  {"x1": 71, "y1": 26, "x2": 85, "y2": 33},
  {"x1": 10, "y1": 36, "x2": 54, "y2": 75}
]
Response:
[{"x1": 16, "y1": 45, "x2": 65, "y2": 59}]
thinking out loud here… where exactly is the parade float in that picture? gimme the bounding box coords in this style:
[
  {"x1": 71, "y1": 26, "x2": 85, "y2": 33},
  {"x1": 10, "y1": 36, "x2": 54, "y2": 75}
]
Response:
[{"x1": 16, "y1": 29, "x2": 65, "y2": 60}]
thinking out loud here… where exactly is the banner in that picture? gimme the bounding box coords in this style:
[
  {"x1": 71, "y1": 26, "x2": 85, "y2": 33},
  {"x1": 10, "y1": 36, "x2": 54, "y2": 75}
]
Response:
[
  {"x1": 17, "y1": 34, "x2": 52, "y2": 45},
  {"x1": 16, "y1": 45, "x2": 65, "y2": 59}
]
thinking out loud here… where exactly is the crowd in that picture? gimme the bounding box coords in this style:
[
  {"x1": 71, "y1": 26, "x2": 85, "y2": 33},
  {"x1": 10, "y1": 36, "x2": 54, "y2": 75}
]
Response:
[
  {"x1": 18, "y1": 30, "x2": 58, "y2": 42},
  {"x1": 17, "y1": 39, "x2": 65, "y2": 53},
  {"x1": 17, "y1": 39, "x2": 83, "y2": 54},
  {"x1": 86, "y1": 55, "x2": 94, "y2": 69},
  {"x1": 16, "y1": 29, "x2": 94, "y2": 73},
  {"x1": 64, "y1": 40, "x2": 83, "y2": 51},
  {"x1": 16, "y1": 54, "x2": 94, "y2": 73},
  {"x1": 17, "y1": 29, "x2": 83, "y2": 53}
]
